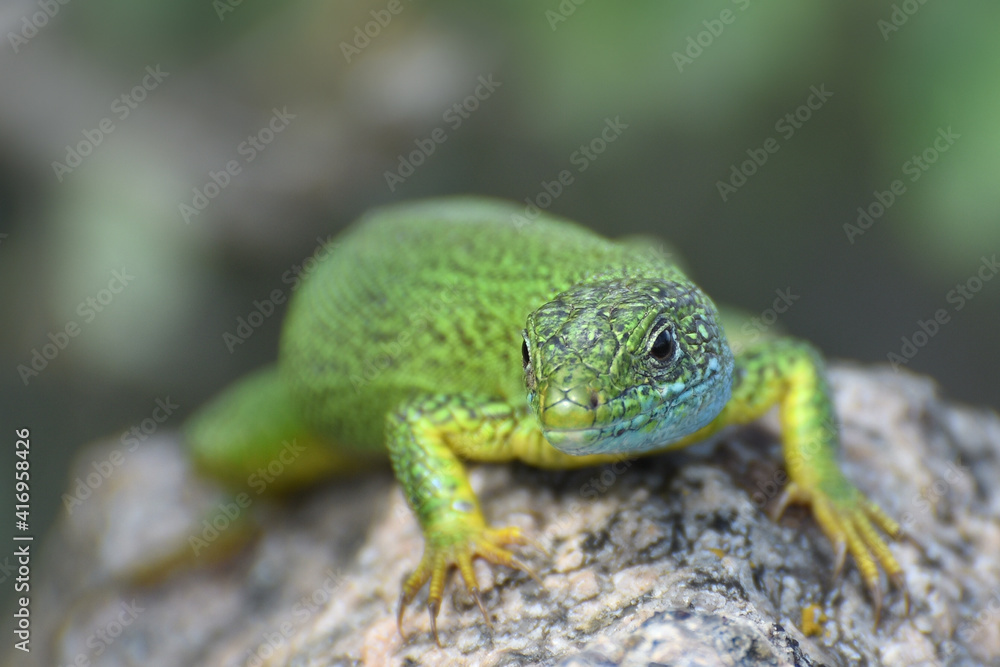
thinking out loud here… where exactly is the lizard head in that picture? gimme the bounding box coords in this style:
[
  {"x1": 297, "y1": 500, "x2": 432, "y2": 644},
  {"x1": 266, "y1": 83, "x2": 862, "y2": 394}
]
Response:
[{"x1": 522, "y1": 277, "x2": 734, "y2": 456}]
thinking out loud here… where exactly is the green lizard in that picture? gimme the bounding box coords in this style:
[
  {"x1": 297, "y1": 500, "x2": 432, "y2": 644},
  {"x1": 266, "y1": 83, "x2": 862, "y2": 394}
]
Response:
[{"x1": 185, "y1": 196, "x2": 905, "y2": 643}]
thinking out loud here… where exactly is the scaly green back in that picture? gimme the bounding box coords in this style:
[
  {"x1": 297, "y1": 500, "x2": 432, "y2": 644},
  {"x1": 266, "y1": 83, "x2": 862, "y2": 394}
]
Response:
[{"x1": 279, "y1": 197, "x2": 685, "y2": 450}]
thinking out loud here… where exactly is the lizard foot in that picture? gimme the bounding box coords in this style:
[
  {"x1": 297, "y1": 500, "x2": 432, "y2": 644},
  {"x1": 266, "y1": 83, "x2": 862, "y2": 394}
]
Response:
[
  {"x1": 397, "y1": 524, "x2": 542, "y2": 646},
  {"x1": 773, "y1": 480, "x2": 908, "y2": 625}
]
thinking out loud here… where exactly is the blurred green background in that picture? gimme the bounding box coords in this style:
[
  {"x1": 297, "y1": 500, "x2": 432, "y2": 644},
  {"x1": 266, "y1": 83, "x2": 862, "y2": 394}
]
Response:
[{"x1": 1, "y1": 0, "x2": 997, "y2": 624}]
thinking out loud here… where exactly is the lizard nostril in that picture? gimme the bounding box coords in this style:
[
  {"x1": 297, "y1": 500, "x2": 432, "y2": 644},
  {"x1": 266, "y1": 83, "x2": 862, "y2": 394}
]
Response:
[{"x1": 588, "y1": 391, "x2": 601, "y2": 410}]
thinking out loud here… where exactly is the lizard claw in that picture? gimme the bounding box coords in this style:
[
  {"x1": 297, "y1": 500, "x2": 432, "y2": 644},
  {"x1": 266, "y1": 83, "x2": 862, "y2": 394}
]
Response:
[
  {"x1": 831, "y1": 539, "x2": 848, "y2": 579},
  {"x1": 777, "y1": 480, "x2": 907, "y2": 624},
  {"x1": 428, "y1": 600, "x2": 441, "y2": 647},
  {"x1": 397, "y1": 524, "x2": 539, "y2": 644},
  {"x1": 470, "y1": 588, "x2": 492, "y2": 629}
]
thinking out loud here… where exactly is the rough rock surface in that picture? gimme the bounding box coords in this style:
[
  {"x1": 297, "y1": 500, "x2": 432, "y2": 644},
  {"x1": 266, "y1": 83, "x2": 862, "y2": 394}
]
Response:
[{"x1": 12, "y1": 365, "x2": 1000, "y2": 667}]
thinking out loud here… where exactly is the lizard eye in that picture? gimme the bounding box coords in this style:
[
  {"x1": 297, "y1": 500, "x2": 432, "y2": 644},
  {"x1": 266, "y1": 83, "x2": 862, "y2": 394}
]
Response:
[
  {"x1": 648, "y1": 325, "x2": 676, "y2": 363},
  {"x1": 521, "y1": 339, "x2": 531, "y2": 370}
]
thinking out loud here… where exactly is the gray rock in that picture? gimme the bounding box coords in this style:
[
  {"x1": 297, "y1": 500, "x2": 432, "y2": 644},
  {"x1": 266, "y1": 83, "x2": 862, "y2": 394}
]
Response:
[{"x1": 13, "y1": 365, "x2": 1000, "y2": 666}]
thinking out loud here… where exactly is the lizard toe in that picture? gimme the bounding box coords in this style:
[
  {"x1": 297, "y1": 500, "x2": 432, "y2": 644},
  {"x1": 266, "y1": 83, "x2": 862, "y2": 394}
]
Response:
[
  {"x1": 782, "y1": 480, "x2": 905, "y2": 624},
  {"x1": 397, "y1": 523, "x2": 541, "y2": 644}
]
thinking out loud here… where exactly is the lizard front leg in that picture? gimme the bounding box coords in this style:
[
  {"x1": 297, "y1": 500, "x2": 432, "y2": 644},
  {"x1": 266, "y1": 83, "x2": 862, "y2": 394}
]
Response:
[
  {"x1": 387, "y1": 393, "x2": 545, "y2": 645},
  {"x1": 389, "y1": 392, "x2": 627, "y2": 643}
]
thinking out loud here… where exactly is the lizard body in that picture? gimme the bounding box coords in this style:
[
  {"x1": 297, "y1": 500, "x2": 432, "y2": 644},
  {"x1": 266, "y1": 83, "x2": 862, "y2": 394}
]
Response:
[{"x1": 185, "y1": 197, "x2": 903, "y2": 642}]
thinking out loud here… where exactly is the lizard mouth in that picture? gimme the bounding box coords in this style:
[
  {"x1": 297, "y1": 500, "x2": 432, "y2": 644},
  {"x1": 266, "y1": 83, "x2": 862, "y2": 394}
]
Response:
[
  {"x1": 541, "y1": 412, "x2": 653, "y2": 455},
  {"x1": 541, "y1": 414, "x2": 636, "y2": 434},
  {"x1": 539, "y1": 382, "x2": 731, "y2": 457}
]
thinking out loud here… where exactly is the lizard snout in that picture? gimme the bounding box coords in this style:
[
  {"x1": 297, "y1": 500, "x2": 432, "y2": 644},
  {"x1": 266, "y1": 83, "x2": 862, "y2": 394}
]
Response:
[{"x1": 538, "y1": 383, "x2": 604, "y2": 430}]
